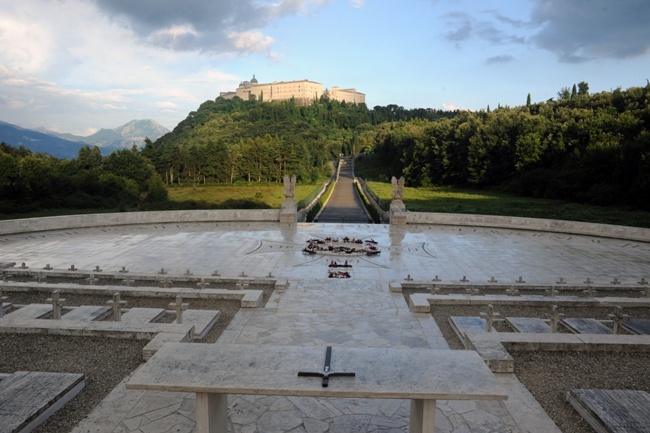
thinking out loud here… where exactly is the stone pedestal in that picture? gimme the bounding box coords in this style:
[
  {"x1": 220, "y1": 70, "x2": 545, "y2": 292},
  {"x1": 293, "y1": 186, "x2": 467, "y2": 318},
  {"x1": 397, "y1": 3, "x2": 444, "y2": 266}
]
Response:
[
  {"x1": 390, "y1": 200, "x2": 407, "y2": 225},
  {"x1": 279, "y1": 199, "x2": 297, "y2": 223}
]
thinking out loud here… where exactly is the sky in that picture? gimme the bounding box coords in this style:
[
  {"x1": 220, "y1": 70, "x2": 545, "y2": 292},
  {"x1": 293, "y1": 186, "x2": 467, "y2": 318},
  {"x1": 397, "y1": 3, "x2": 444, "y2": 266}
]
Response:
[{"x1": 1, "y1": 0, "x2": 649, "y2": 136}]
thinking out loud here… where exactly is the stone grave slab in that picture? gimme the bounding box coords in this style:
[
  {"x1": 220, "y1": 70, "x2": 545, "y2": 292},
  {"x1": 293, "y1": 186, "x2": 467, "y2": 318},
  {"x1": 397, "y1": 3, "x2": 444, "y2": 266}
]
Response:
[
  {"x1": 61, "y1": 306, "x2": 111, "y2": 321},
  {"x1": 0, "y1": 371, "x2": 85, "y2": 433},
  {"x1": 567, "y1": 389, "x2": 650, "y2": 433},
  {"x1": 180, "y1": 310, "x2": 220, "y2": 340},
  {"x1": 449, "y1": 316, "x2": 489, "y2": 349},
  {"x1": 507, "y1": 317, "x2": 551, "y2": 333},
  {"x1": 1, "y1": 304, "x2": 52, "y2": 320},
  {"x1": 622, "y1": 319, "x2": 650, "y2": 335},
  {"x1": 119, "y1": 308, "x2": 165, "y2": 325},
  {"x1": 562, "y1": 318, "x2": 613, "y2": 335}
]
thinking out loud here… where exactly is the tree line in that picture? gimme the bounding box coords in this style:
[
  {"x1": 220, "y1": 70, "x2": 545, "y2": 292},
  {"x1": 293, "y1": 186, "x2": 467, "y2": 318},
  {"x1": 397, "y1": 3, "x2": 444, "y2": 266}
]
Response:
[{"x1": 362, "y1": 82, "x2": 650, "y2": 210}]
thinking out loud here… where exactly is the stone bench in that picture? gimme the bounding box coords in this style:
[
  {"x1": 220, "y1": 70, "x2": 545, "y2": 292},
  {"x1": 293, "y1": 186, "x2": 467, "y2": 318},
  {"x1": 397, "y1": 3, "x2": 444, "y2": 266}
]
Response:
[{"x1": 126, "y1": 343, "x2": 508, "y2": 433}]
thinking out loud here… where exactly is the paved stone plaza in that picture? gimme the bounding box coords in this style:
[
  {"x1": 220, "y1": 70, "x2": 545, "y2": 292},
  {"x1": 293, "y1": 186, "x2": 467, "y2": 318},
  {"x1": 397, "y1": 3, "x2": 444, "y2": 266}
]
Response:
[{"x1": 1, "y1": 222, "x2": 649, "y2": 432}]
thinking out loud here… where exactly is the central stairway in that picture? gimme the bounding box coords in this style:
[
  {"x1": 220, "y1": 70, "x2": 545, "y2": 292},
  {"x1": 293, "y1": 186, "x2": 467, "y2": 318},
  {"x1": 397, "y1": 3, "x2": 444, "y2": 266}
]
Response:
[{"x1": 316, "y1": 157, "x2": 372, "y2": 223}]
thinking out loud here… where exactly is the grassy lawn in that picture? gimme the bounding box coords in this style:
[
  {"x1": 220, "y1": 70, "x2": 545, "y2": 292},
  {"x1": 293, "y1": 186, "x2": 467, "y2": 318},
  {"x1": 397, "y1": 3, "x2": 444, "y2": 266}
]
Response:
[
  {"x1": 166, "y1": 183, "x2": 322, "y2": 208},
  {"x1": 366, "y1": 181, "x2": 650, "y2": 228}
]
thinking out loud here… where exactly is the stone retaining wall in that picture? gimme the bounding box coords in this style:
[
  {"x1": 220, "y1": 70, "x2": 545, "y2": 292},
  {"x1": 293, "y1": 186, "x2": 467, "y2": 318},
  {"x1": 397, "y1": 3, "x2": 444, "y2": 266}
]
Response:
[
  {"x1": 0, "y1": 209, "x2": 280, "y2": 235},
  {"x1": 405, "y1": 212, "x2": 650, "y2": 243}
]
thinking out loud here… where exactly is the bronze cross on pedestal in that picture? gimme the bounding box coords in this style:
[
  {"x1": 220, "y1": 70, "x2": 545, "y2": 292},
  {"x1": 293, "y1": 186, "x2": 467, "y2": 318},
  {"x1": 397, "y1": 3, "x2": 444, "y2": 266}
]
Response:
[{"x1": 298, "y1": 346, "x2": 356, "y2": 388}]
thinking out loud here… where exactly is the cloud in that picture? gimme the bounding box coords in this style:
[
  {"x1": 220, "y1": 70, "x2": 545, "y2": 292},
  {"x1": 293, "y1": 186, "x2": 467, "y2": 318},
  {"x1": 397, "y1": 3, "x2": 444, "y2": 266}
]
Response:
[
  {"x1": 529, "y1": 0, "x2": 650, "y2": 62},
  {"x1": 92, "y1": 0, "x2": 329, "y2": 54},
  {"x1": 485, "y1": 54, "x2": 514, "y2": 64},
  {"x1": 350, "y1": 0, "x2": 365, "y2": 8}
]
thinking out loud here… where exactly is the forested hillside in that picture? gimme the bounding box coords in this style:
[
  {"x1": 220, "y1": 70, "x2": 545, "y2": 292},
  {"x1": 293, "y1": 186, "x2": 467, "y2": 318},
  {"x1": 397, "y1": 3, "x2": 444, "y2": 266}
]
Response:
[
  {"x1": 361, "y1": 82, "x2": 650, "y2": 210},
  {"x1": 147, "y1": 97, "x2": 454, "y2": 184}
]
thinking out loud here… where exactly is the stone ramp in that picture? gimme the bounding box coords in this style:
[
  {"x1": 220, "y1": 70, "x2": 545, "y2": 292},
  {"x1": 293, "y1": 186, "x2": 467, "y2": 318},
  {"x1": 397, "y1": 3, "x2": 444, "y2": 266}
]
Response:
[
  {"x1": 0, "y1": 371, "x2": 85, "y2": 433},
  {"x1": 567, "y1": 389, "x2": 650, "y2": 433}
]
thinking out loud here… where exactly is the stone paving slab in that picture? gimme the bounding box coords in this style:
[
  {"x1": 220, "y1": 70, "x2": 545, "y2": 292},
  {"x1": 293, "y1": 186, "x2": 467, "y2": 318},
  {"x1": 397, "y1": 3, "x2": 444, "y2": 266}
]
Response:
[
  {"x1": 568, "y1": 389, "x2": 650, "y2": 433},
  {"x1": 0, "y1": 371, "x2": 85, "y2": 433},
  {"x1": 563, "y1": 318, "x2": 613, "y2": 335},
  {"x1": 507, "y1": 317, "x2": 551, "y2": 333},
  {"x1": 180, "y1": 310, "x2": 220, "y2": 340},
  {"x1": 61, "y1": 305, "x2": 111, "y2": 321},
  {"x1": 120, "y1": 308, "x2": 165, "y2": 325},
  {"x1": 623, "y1": 319, "x2": 650, "y2": 335},
  {"x1": 1, "y1": 303, "x2": 52, "y2": 320}
]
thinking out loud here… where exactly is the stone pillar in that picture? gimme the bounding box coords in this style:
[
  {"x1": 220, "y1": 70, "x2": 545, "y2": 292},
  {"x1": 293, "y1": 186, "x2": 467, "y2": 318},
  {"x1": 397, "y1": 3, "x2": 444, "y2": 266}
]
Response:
[
  {"x1": 280, "y1": 174, "x2": 298, "y2": 223},
  {"x1": 389, "y1": 200, "x2": 407, "y2": 225}
]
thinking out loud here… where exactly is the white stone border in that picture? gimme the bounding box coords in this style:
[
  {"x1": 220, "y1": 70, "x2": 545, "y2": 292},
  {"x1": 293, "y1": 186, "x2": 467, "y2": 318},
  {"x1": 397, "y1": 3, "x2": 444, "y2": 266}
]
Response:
[
  {"x1": 405, "y1": 212, "x2": 650, "y2": 242},
  {"x1": 0, "y1": 209, "x2": 280, "y2": 235}
]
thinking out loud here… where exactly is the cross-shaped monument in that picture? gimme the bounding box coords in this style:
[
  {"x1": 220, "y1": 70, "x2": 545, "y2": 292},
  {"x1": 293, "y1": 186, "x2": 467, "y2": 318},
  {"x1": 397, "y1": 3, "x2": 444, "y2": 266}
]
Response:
[
  {"x1": 546, "y1": 305, "x2": 565, "y2": 333},
  {"x1": 479, "y1": 304, "x2": 501, "y2": 332},
  {"x1": 169, "y1": 294, "x2": 189, "y2": 324},
  {"x1": 46, "y1": 290, "x2": 66, "y2": 320},
  {"x1": 608, "y1": 306, "x2": 630, "y2": 334},
  {"x1": 107, "y1": 292, "x2": 128, "y2": 322}
]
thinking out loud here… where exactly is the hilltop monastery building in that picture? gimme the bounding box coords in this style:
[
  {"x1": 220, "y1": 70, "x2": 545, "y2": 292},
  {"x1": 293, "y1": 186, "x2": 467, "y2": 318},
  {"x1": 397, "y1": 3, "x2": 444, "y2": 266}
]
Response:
[{"x1": 220, "y1": 76, "x2": 365, "y2": 105}]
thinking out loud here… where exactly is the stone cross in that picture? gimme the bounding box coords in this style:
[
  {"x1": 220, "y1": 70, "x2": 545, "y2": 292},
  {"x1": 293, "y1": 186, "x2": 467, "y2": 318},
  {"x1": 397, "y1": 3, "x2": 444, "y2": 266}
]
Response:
[
  {"x1": 556, "y1": 277, "x2": 566, "y2": 284},
  {"x1": 479, "y1": 304, "x2": 501, "y2": 332},
  {"x1": 583, "y1": 278, "x2": 594, "y2": 285},
  {"x1": 516, "y1": 276, "x2": 526, "y2": 284},
  {"x1": 107, "y1": 292, "x2": 127, "y2": 322},
  {"x1": 196, "y1": 278, "x2": 209, "y2": 289},
  {"x1": 545, "y1": 286, "x2": 559, "y2": 298},
  {"x1": 583, "y1": 286, "x2": 597, "y2": 297},
  {"x1": 488, "y1": 276, "x2": 498, "y2": 283},
  {"x1": 638, "y1": 278, "x2": 648, "y2": 286},
  {"x1": 432, "y1": 275, "x2": 441, "y2": 282},
  {"x1": 545, "y1": 305, "x2": 565, "y2": 333},
  {"x1": 405, "y1": 274, "x2": 413, "y2": 281},
  {"x1": 121, "y1": 277, "x2": 134, "y2": 287},
  {"x1": 0, "y1": 289, "x2": 8, "y2": 318},
  {"x1": 211, "y1": 270, "x2": 221, "y2": 277},
  {"x1": 46, "y1": 290, "x2": 66, "y2": 320},
  {"x1": 158, "y1": 268, "x2": 167, "y2": 275},
  {"x1": 460, "y1": 276, "x2": 470, "y2": 283},
  {"x1": 159, "y1": 277, "x2": 170, "y2": 288},
  {"x1": 94, "y1": 265, "x2": 103, "y2": 272},
  {"x1": 505, "y1": 286, "x2": 520, "y2": 296},
  {"x1": 169, "y1": 294, "x2": 189, "y2": 324},
  {"x1": 239, "y1": 271, "x2": 247, "y2": 278},
  {"x1": 119, "y1": 266, "x2": 129, "y2": 273},
  {"x1": 608, "y1": 306, "x2": 630, "y2": 334},
  {"x1": 610, "y1": 277, "x2": 621, "y2": 285},
  {"x1": 185, "y1": 269, "x2": 193, "y2": 276},
  {"x1": 86, "y1": 274, "x2": 99, "y2": 285},
  {"x1": 20, "y1": 262, "x2": 28, "y2": 269},
  {"x1": 466, "y1": 287, "x2": 481, "y2": 296},
  {"x1": 431, "y1": 287, "x2": 440, "y2": 295},
  {"x1": 68, "y1": 264, "x2": 77, "y2": 271},
  {"x1": 43, "y1": 264, "x2": 53, "y2": 270},
  {"x1": 34, "y1": 272, "x2": 46, "y2": 284},
  {"x1": 645, "y1": 287, "x2": 650, "y2": 299}
]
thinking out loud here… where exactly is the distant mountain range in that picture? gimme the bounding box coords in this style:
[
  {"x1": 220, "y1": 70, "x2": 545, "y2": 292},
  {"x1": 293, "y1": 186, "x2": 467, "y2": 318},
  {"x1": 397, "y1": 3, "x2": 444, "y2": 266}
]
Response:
[{"x1": 0, "y1": 119, "x2": 170, "y2": 159}]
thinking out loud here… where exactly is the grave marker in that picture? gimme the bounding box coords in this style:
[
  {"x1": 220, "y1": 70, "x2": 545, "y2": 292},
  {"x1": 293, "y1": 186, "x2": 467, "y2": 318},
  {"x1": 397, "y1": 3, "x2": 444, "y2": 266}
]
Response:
[
  {"x1": 185, "y1": 269, "x2": 193, "y2": 277},
  {"x1": 158, "y1": 268, "x2": 167, "y2": 275},
  {"x1": 86, "y1": 274, "x2": 99, "y2": 285},
  {"x1": 432, "y1": 275, "x2": 441, "y2": 282},
  {"x1": 610, "y1": 277, "x2": 621, "y2": 285},
  {"x1": 211, "y1": 270, "x2": 221, "y2": 276},
  {"x1": 121, "y1": 277, "x2": 134, "y2": 287},
  {"x1": 20, "y1": 262, "x2": 29, "y2": 269},
  {"x1": 460, "y1": 276, "x2": 469, "y2": 283},
  {"x1": 46, "y1": 290, "x2": 66, "y2": 320},
  {"x1": 119, "y1": 266, "x2": 129, "y2": 273},
  {"x1": 0, "y1": 289, "x2": 8, "y2": 318},
  {"x1": 68, "y1": 264, "x2": 77, "y2": 271},
  {"x1": 479, "y1": 304, "x2": 501, "y2": 332},
  {"x1": 608, "y1": 306, "x2": 630, "y2": 335},
  {"x1": 638, "y1": 278, "x2": 648, "y2": 285},
  {"x1": 197, "y1": 278, "x2": 209, "y2": 289},
  {"x1": 94, "y1": 265, "x2": 103, "y2": 272},
  {"x1": 34, "y1": 272, "x2": 46, "y2": 284},
  {"x1": 107, "y1": 292, "x2": 128, "y2": 321},
  {"x1": 583, "y1": 278, "x2": 594, "y2": 285},
  {"x1": 169, "y1": 294, "x2": 189, "y2": 324},
  {"x1": 159, "y1": 277, "x2": 169, "y2": 288},
  {"x1": 505, "y1": 286, "x2": 520, "y2": 296},
  {"x1": 43, "y1": 264, "x2": 53, "y2": 270},
  {"x1": 583, "y1": 286, "x2": 597, "y2": 297},
  {"x1": 556, "y1": 277, "x2": 566, "y2": 284},
  {"x1": 466, "y1": 287, "x2": 481, "y2": 296},
  {"x1": 545, "y1": 286, "x2": 559, "y2": 298},
  {"x1": 545, "y1": 305, "x2": 565, "y2": 333},
  {"x1": 516, "y1": 276, "x2": 526, "y2": 284},
  {"x1": 488, "y1": 276, "x2": 498, "y2": 283}
]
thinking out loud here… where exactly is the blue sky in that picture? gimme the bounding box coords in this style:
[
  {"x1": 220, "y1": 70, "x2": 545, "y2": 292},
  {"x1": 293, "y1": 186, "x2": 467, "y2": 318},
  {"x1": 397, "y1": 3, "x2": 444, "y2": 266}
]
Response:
[{"x1": 1, "y1": 0, "x2": 649, "y2": 135}]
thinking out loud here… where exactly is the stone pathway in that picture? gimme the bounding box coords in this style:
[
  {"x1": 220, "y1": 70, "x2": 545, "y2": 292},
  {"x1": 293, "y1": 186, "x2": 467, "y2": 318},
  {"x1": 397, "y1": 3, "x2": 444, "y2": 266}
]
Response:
[{"x1": 317, "y1": 157, "x2": 371, "y2": 223}]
